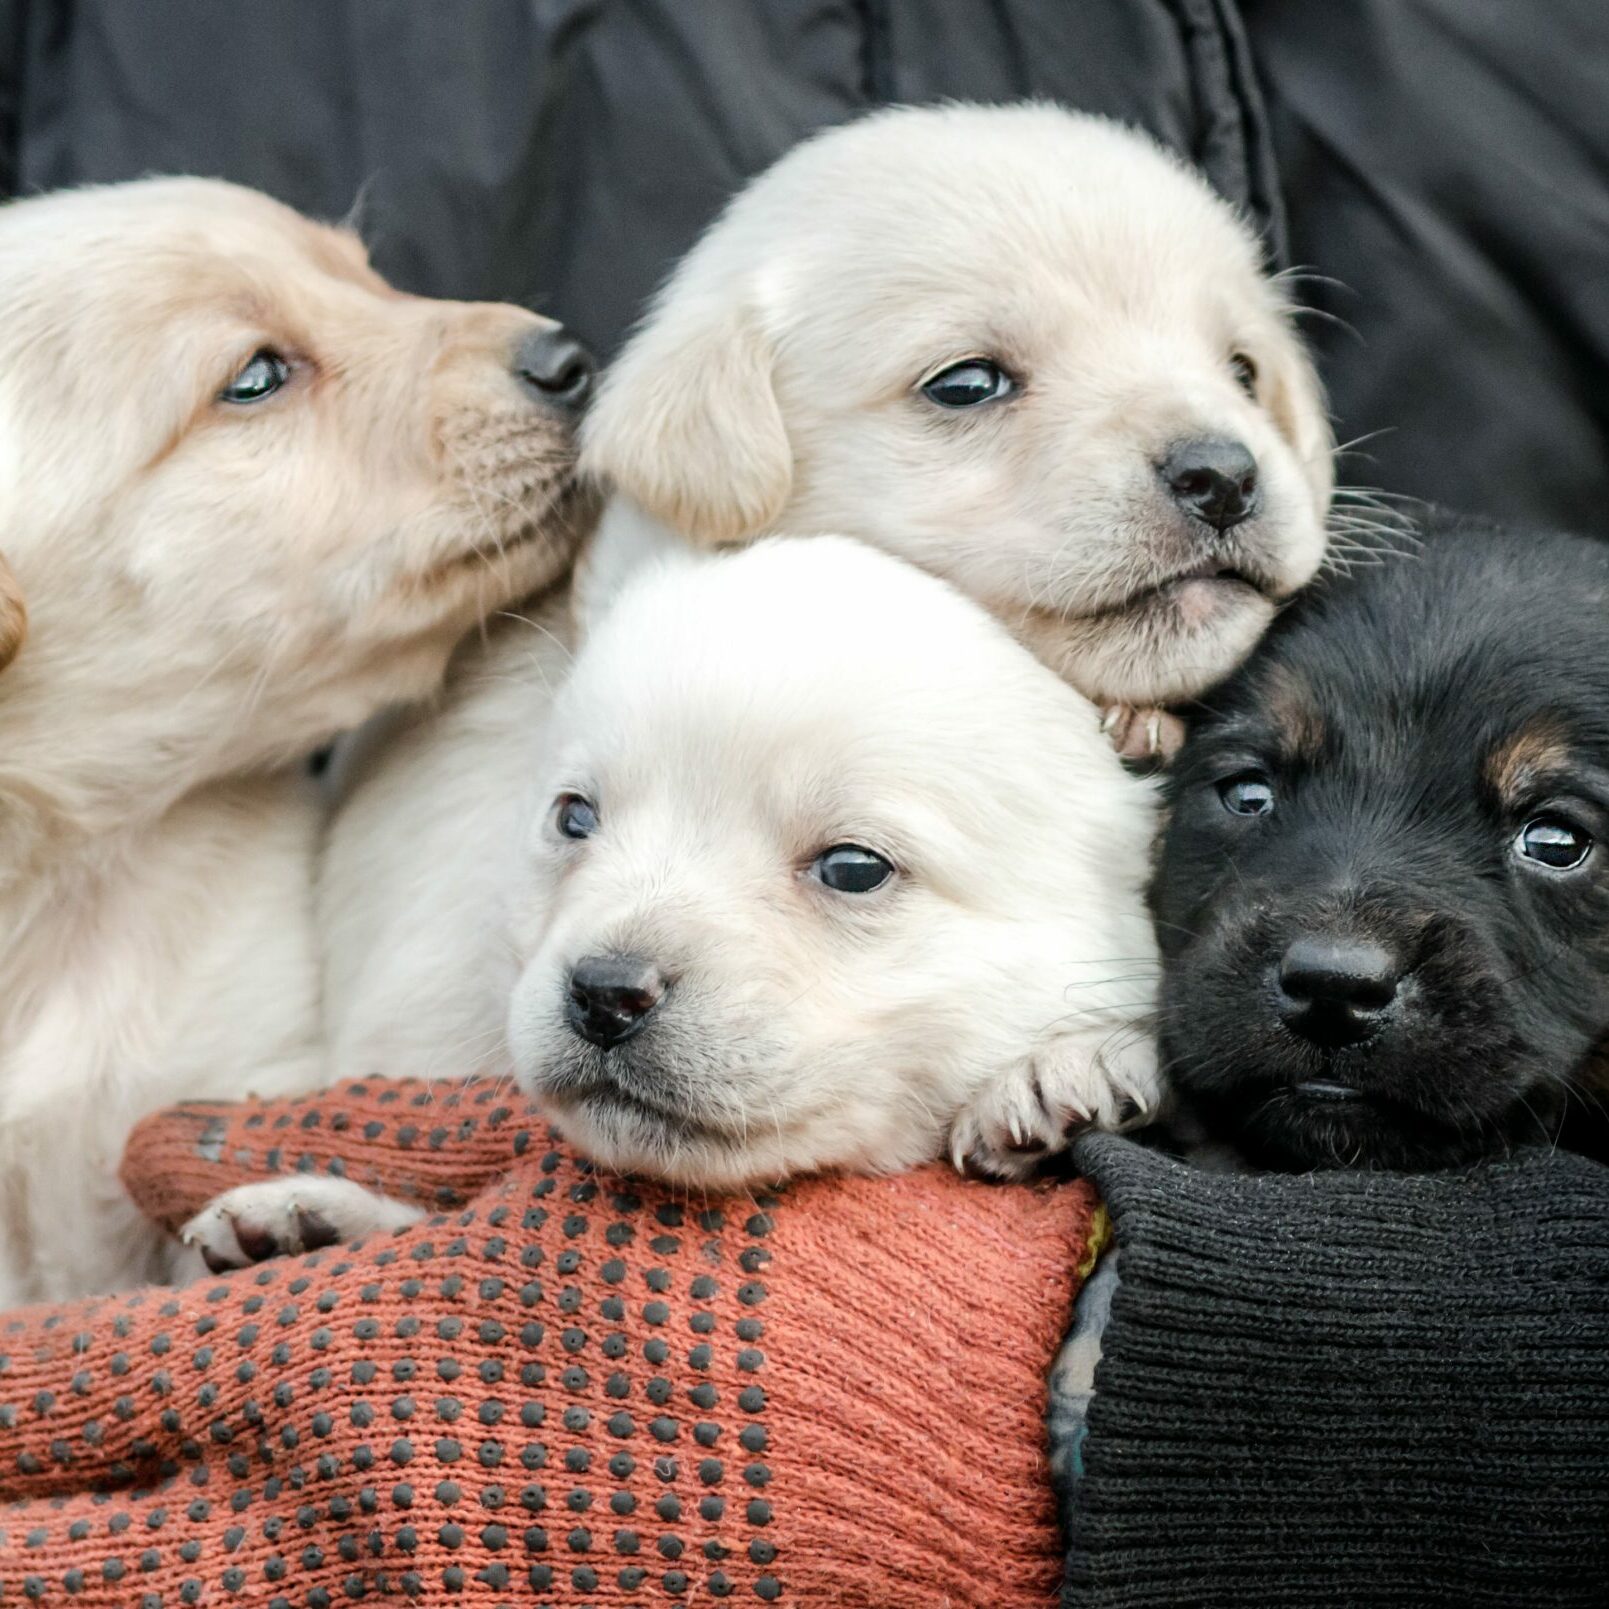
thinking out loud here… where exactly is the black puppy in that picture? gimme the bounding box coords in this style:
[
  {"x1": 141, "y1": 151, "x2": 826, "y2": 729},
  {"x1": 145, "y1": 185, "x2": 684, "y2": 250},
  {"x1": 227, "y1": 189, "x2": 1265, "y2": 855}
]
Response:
[{"x1": 1154, "y1": 512, "x2": 1609, "y2": 1169}]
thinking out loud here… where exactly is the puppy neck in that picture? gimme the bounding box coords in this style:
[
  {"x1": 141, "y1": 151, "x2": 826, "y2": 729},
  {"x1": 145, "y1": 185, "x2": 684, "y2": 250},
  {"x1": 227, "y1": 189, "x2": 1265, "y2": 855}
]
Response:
[{"x1": 571, "y1": 497, "x2": 702, "y2": 635}]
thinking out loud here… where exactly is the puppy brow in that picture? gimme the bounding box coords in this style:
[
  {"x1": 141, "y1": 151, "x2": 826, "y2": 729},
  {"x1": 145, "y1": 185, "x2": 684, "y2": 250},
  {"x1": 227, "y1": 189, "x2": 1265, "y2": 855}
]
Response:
[
  {"x1": 1261, "y1": 664, "x2": 1325, "y2": 765},
  {"x1": 1484, "y1": 718, "x2": 1574, "y2": 806}
]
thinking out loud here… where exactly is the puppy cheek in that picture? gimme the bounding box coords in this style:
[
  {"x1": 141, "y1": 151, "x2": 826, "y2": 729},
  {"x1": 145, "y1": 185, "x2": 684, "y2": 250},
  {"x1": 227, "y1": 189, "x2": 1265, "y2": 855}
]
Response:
[
  {"x1": 504, "y1": 959, "x2": 568, "y2": 1096},
  {"x1": 1263, "y1": 341, "x2": 1334, "y2": 522}
]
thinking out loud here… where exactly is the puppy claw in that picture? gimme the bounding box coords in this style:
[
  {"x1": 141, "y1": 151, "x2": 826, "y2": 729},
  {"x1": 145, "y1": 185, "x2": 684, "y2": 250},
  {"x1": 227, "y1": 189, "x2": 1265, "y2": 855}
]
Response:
[
  {"x1": 1061, "y1": 1109, "x2": 1092, "y2": 1140},
  {"x1": 1099, "y1": 703, "x2": 1187, "y2": 766},
  {"x1": 949, "y1": 1029, "x2": 1162, "y2": 1180}
]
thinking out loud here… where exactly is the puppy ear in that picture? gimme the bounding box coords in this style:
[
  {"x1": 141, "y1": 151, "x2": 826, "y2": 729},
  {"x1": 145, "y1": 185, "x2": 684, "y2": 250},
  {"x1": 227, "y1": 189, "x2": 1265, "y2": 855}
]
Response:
[
  {"x1": 0, "y1": 550, "x2": 26, "y2": 672},
  {"x1": 1265, "y1": 332, "x2": 1335, "y2": 518},
  {"x1": 580, "y1": 290, "x2": 792, "y2": 546}
]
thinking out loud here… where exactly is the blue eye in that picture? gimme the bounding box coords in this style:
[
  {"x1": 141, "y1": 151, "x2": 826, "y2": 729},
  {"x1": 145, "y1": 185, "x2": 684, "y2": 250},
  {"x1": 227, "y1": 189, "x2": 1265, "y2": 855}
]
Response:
[
  {"x1": 220, "y1": 350, "x2": 290, "y2": 404},
  {"x1": 555, "y1": 793, "x2": 598, "y2": 840},
  {"x1": 1515, "y1": 815, "x2": 1591, "y2": 870},
  {"x1": 812, "y1": 844, "x2": 895, "y2": 894},
  {"x1": 1218, "y1": 773, "x2": 1274, "y2": 817},
  {"x1": 920, "y1": 358, "x2": 1014, "y2": 410}
]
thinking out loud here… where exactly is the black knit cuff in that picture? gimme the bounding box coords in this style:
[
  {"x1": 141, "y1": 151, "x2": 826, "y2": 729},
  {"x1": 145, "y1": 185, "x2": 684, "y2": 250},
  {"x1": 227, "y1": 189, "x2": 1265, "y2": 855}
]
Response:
[{"x1": 1064, "y1": 1134, "x2": 1609, "y2": 1608}]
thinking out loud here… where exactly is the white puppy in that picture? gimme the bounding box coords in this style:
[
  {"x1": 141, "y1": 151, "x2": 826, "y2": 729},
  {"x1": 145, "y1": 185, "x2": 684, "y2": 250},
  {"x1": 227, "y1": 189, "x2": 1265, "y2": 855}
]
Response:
[
  {"x1": 0, "y1": 178, "x2": 585, "y2": 1301},
  {"x1": 582, "y1": 102, "x2": 1333, "y2": 718},
  {"x1": 508, "y1": 536, "x2": 1161, "y2": 1185},
  {"x1": 187, "y1": 535, "x2": 1158, "y2": 1264}
]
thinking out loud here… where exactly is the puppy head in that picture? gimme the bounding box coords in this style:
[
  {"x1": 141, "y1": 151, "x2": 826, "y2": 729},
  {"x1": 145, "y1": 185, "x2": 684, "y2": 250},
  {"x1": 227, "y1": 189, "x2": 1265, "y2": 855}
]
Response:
[
  {"x1": 583, "y1": 103, "x2": 1331, "y2": 705},
  {"x1": 505, "y1": 536, "x2": 1157, "y2": 1187},
  {"x1": 0, "y1": 178, "x2": 590, "y2": 783},
  {"x1": 1154, "y1": 517, "x2": 1609, "y2": 1170}
]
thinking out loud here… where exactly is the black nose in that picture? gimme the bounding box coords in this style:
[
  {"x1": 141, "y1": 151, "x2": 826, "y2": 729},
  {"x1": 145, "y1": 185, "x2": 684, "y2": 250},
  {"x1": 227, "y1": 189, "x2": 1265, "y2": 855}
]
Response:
[
  {"x1": 513, "y1": 326, "x2": 595, "y2": 412},
  {"x1": 1276, "y1": 935, "x2": 1401, "y2": 1045},
  {"x1": 1159, "y1": 438, "x2": 1260, "y2": 532},
  {"x1": 566, "y1": 954, "x2": 666, "y2": 1050}
]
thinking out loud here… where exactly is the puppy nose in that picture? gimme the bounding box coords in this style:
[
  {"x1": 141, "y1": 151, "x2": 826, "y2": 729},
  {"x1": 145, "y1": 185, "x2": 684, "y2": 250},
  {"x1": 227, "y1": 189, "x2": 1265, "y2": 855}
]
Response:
[
  {"x1": 513, "y1": 325, "x2": 595, "y2": 412},
  {"x1": 566, "y1": 954, "x2": 665, "y2": 1050},
  {"x1": 1276, "y1": 935, "x2": 1400, "y2": 1045},
  {"x1": 1159, "y1": 438, "x2": 1260, "y2": 532}
]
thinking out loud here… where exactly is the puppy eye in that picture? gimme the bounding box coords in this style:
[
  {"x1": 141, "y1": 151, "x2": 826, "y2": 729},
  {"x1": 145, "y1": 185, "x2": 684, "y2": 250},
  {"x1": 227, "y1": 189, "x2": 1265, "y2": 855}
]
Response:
[
  {"x1": 811, "y1": 844, "x2": 895, "y2": 894},
  {"x1": 1218, "y1": 772, "x2": 1274, "y2": 817},
  {"x1": 1515, "y1": 814, "x2": 1592, "y2": 871},
  {"x1": 554, "y1": 793, "x2": 599, "y2": 841},
  {"x1": 1229, "y1": 351, "x2": 1259, "y2": 398},
  {"x1": 220, "y1": 349, "x2": 291, "y2": 405},
  {"x1": 920, "y1": 358, "x2": 1014, "y2": 410}
]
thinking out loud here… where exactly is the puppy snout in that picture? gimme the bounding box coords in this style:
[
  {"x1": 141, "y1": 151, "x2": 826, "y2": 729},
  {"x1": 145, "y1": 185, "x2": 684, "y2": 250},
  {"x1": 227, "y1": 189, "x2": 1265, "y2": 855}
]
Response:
[
  {"x1": 513, "y1": 325, "x2": 596, "y2": 413},
  {"x1": 1159, "y1": 437, "x2": 1260, "y2": 533},
  {"x1": 1275, "y1": 934, "x2": 1401, "y2": 1046},
  {"x1": 566, "y1": 953, "x2": 666, "y2": 1050}
]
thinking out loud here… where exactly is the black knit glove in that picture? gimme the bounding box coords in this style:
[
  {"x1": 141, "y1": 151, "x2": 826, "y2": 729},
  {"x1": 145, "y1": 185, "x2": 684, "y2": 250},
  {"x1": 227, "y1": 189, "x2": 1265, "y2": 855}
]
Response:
[{"x1": 1064, "y1": 1134, "x2": 1609, "y2": 1608}]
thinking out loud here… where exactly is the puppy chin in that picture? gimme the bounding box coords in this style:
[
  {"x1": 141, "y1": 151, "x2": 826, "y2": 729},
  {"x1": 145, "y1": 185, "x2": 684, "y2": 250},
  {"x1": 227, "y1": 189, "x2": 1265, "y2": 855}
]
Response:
[
  {"x1": 1026, "y1": 580, "x2": 1274, "y2": 706},
  {"x1": 1188, "y1": 1080, "x2": 1497, "y2": 1172},
  {"x1": 541, "y1": 1086, "x2": 759, "y2": 1188},
  {"x1": 512, "y1": 1024, "x2": 780, "y2": 1187}
]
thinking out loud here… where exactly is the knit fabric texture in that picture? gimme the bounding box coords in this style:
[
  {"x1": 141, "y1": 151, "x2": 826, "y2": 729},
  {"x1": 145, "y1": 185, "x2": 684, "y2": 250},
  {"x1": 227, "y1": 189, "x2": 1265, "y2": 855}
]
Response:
[
  {"x1": 1065, "y1": 1133, "x2": 1609, "y2": 1608},
  {"x1": 0, "y1": 1077, "x2": 1098, "y2": 1607}
]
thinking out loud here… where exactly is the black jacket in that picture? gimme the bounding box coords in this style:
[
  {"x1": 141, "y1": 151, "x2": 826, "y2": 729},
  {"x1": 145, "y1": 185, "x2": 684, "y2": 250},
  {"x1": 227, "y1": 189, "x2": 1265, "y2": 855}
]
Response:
[{"x1": 3, "y1": 0, "x2": 1603, "y2": 533}]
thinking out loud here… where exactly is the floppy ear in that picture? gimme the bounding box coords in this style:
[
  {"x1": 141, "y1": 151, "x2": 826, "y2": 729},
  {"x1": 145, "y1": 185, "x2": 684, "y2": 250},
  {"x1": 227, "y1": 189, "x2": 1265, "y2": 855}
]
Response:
[
  {"x1": 580, "y1": 289, "x2": 793, "y2": 547},
  {"x1": 0, "y1": 549, "x2": 25, "y2": 672}
]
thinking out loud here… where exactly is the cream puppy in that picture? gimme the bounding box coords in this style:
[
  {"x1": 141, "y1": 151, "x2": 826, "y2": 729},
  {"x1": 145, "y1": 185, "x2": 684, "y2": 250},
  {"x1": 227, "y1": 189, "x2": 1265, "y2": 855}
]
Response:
[
  {"x1": 582, "y1": 102, "x2": 1333, "y2": 721},
  {"x1": 0, "y1": 178, "x2": 586, "y2": 1300},
  {"x1": 187, "y1": 534, "x2": 1159, "y2": 1265}
]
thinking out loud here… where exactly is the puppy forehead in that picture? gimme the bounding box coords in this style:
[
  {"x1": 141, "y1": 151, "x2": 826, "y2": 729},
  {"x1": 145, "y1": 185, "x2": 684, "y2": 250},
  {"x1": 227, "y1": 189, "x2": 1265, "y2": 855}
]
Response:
[
  {"x1": 1215, "y1": 533, "x2": 1609, "y2": 796},
  {"x1": 0, "y1": 178, "x2": 380, "y2": 339},
  {"x1": 776, "y1": 192, "x2": 1248, "y2": 341},
  {"x1": 752, "y1": 109, "x2": 1264, "y2": 365},
  {"x1": 557, "y1": 541, "x2": 1079, "y2": 809}
]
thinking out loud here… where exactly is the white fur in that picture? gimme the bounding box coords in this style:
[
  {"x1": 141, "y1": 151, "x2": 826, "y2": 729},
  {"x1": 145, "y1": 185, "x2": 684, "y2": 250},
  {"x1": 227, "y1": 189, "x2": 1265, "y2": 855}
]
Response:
[
  {"x1": 0, "y1": 178, "x2": 581, "y2": 1300},
  {"x1": 324, "y1": 529, "x2": 1161, "y2": 1191},
  {"x1": 582, "y1": 102, "x2": 1333, "y2": 704}
]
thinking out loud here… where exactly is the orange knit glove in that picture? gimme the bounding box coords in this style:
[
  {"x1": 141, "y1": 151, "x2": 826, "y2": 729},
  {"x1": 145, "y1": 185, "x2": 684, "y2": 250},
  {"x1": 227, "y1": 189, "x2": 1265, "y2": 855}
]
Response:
[
  {"x1": 0, "y1": 1088, "x2": 1099, "y2": 1607},
  {"x1": 121, "y1": 1077, "x2": 530, "y2": 1231}
]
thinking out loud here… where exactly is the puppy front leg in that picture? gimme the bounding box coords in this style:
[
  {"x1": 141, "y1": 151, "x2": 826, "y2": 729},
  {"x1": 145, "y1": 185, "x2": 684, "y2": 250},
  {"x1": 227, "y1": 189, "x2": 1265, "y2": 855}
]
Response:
[
  {"x1": 949, "y1": 1023, "x2": 1161, "y2": 1181},
  {"x1": 178, "y1": 1177, "x2": 426, "y2": 1274}
]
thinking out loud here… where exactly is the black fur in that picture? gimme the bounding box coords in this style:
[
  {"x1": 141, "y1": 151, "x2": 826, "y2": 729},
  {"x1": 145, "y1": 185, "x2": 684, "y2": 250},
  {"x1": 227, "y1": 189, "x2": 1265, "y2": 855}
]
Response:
[{"x1": 1154, "y1": 512, "x2": 1609, "y2": 1169}]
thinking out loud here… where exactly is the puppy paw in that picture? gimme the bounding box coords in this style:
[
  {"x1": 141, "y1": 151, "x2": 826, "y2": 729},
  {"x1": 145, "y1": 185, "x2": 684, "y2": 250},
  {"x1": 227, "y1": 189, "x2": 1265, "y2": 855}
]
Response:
[
  {"x1": 181, "y1": 1177, "x2": 426, "y2": 1273},
  {"x1": 1100, "y1": 704, "x2": 1187, "y2": 765},
  {"x1": 950, "y1": 1029, "x2": 1161, "y2": 1181}
]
